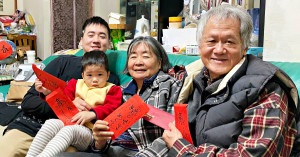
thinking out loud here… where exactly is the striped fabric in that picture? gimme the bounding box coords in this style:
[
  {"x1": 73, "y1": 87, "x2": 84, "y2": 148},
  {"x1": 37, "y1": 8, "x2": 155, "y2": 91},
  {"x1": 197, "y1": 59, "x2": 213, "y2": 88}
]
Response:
[{"x1": 26, "y1": 119, "x2": 92, "y2": 157}]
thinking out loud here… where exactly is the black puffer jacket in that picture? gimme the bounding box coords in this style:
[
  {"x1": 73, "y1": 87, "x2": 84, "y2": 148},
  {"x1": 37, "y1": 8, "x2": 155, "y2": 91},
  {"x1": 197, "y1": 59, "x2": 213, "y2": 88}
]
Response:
[{"x1": 188, "y1": 55, "x2": 298, "y2": 148}]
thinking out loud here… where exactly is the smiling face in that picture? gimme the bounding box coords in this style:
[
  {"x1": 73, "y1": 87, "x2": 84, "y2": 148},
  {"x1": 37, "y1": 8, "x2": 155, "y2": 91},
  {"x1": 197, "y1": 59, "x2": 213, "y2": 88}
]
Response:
[
  {"x1": 127, "y1": 42, "x2": 161, "y2": 86},
  {"x1": 82, "y1": 65, "x2": 110, "y2": 88},
  {"x1": 199, "y1": 16, "x2": 247, "y2": 80},
  {"x1": 80, "y1": 24, "x2": 111, "y2": 53}
]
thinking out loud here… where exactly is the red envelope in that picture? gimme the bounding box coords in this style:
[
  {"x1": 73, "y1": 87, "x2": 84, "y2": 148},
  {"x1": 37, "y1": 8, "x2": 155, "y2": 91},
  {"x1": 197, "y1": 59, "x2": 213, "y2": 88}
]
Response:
[
  {"x1": 174, "y1": 104, "x2": 193, "y2": 145},
  {"x1": 32, "y1": 64, "x2": 67, "y2": 91},
  {"x1": 104, "y1": 95, "x2": 149, "y2": 140},
  {"x1": 143, "y1": 104, "x2": 175, "y2": 130},
  {"x1": 46, "y1": 88, "x2": 79, "y2": 126}
]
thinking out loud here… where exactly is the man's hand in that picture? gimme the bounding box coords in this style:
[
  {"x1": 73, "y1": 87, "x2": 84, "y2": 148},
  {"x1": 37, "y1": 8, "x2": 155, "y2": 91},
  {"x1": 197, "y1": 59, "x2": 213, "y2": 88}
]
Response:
[
  {"x1": 92, "y1": 120, "x2": 114, "y2": 150},
  {"x1": 71, "y1": 111, "x2": 96, "y2": 125},
  {"x1": 163, "y1": 122, "x2": 183, "y2": 148},
  {"x1": 34, "y1": 78, "x2": 51, "y2": 95},
  {"x1": 73, "y1": 97, "x2": 91, "y2": 111}
]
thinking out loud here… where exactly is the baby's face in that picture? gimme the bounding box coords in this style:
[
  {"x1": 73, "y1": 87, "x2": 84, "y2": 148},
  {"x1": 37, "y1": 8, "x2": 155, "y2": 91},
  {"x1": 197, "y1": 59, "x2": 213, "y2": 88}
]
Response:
[{"x1": 82, "y1": 65, "x2": 109, "y2": 88}]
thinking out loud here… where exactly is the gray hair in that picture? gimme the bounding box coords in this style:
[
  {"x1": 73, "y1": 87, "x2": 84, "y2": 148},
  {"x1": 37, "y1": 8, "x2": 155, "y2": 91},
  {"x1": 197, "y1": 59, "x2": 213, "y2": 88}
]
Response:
[
  {"x1": 123, "y1": 36, "x2": 171, "y2": 76},
  {"x1": 196, "y1": 5, "x2": 253, "y2": 50}
]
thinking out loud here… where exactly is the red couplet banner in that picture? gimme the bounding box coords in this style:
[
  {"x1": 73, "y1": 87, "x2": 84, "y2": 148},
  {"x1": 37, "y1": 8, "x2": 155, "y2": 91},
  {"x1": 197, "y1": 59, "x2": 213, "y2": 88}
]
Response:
[
  {"x1": 32, "y1": 64, "x2": 67, "y2": 91},
  {"x1": 174, "y1": 104, "x2": 194, "y2": 145},
  {"x1": 46, "y1": 88, "x2": 79, "y2": 126},
  {"x1": 104, "y1": 95, "x2": 149, "y2": 140}
]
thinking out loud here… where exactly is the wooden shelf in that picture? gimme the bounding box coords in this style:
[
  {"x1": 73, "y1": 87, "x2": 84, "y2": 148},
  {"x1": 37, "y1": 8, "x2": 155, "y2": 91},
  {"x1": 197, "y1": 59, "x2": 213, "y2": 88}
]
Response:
[
  {"x1": 109, "y1": 24, "x2": 126, "y2": 29},
  {"x1": 109, "y1": 24, "x2": 133, "y2": 29}
]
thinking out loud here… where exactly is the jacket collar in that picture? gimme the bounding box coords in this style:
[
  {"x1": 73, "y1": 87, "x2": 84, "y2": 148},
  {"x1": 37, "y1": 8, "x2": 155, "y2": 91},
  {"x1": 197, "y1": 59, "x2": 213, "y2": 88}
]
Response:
[
  {"x1": 122, "y1": 71, "x2": 167, "y2": 95},
  {"x1": 213, "y1": 56, "x2": 246, "y2": 94}
]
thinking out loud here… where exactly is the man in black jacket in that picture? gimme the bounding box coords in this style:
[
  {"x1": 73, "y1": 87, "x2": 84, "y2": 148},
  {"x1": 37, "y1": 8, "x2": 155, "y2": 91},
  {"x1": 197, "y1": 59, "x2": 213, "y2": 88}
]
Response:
[{"x1": 0, "y1": 16, "x2": 120, "y2": 156}]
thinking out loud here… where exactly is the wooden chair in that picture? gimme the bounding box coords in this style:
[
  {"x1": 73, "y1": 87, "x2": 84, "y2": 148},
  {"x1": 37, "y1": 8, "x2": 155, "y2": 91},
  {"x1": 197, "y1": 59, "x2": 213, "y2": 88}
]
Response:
[{"x1": 13, "y1": 35, "x2": 37, "y2": 57}]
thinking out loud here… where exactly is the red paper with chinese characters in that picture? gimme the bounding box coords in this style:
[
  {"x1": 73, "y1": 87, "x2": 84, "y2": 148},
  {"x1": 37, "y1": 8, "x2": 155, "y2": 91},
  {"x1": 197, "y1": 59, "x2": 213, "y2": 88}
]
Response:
[
  {"x1": 0, "y1": 41, "x2": 13, "y2": 60},
  {"x1": 104, "y1": 95, "x2": 149, "y2": 140},
  {"x1": 142, "y1": 104, "x2": 175, "y2": 130},
  {"x1": 32, "y1": 64, "x2": 67, "y2": 91},
  {"x1": 46, "y1": 88, "x2": 79, "y2": 126},
  {"x1": 174, "y1": 104, "x2": 193, "y2": 145}
]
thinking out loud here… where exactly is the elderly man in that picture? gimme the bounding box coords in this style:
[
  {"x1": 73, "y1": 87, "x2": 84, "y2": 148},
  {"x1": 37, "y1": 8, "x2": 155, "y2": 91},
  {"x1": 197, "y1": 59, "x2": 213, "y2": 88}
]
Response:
[
  {"x1": 136, "y1": 4, "x2": 299, "y2": 157},
  {"x1": 0, "y1": 16, "x2": 120, "y2": 157}
]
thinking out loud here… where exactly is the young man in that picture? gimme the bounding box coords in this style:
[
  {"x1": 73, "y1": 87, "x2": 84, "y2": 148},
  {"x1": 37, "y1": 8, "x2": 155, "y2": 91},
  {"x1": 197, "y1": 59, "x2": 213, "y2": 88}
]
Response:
[{"x1": 0, "y1": 16, "x2": 119, "y2": 157}]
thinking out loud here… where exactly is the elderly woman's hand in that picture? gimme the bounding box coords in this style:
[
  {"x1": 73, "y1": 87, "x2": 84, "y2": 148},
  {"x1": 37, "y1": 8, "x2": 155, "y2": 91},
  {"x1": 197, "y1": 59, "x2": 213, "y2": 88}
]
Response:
[
  {"x1": 163, "y1": 122, "x2": 183, "y2": 148},
  {"x1": 92, "y1": 120, "x2": 114, "y2": 150}
]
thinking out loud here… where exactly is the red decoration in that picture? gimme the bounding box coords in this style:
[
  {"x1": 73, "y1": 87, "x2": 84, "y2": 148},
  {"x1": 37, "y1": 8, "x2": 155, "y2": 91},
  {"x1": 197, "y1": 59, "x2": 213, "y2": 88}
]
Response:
[
  {"x1": 0, "y1": 41, "x2": 13, "y2": 60},
  {"x1": 32, "y1": 64, "x2": 67, "y2": 91},
  {"x1": 174, "y1": 104, "x2": 193, "y2": 145},
  {"x1": 104, "y1": 95, "x2": 149, "y2": 140},
  {"x1": 143, "y1": 104, "x2": 175, "y2": 130},
  {"x1": 46, "y1": 88, "x2": 80, "y2": 126}
]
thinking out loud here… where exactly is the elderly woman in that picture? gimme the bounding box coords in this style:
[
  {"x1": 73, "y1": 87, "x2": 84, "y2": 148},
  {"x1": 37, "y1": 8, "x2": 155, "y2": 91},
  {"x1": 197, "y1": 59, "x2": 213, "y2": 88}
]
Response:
[
  {"x1": 137, "y1": 4, "x2": 299, "y2": 157},
  {"x1": 57, "y1": 36, "x2": 182, "y2": 157}
]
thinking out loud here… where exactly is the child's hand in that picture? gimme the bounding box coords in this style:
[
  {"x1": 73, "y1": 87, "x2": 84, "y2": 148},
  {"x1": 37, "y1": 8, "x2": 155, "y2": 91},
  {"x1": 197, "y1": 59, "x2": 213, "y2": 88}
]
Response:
[
  {"x1": 73, "y1": 98, "x2": 91, "y2": 111},
  {"x1": 72, "y1": 111, "x2": 96, "y2": 125},
  {"x1": 34, "y1": 78, "x2": 51, "y2": 95}
]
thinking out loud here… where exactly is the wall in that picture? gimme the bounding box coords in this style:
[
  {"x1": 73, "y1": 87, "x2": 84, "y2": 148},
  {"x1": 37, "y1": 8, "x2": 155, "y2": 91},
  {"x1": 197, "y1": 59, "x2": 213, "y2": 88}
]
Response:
[
  {"x1": 18, "y1": 0, "x2": 120, "y2": 60},
  {"x1": 18, "y1": 1, "x2": 300, "y2": 63},
  {"x1": 17, "y1": 0, "x2": 51, "y2": 60},
  {"x1": 263, "y1": 0, "x2": 300, "y2": 62},
  {"x1": 94, "y1": 0, "x2": 120, "y2": 22}
]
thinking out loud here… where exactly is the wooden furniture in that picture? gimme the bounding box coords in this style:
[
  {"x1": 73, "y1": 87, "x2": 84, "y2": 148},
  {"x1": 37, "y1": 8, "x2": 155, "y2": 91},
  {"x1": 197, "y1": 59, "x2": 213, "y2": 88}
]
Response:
[{"x1": 13, "y1": 35, "x2": 37, "y2": 57}]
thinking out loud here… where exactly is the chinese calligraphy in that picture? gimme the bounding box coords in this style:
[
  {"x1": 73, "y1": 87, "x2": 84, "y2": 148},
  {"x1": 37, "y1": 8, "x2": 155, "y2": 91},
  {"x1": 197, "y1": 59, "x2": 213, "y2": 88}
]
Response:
[
  {"x1": 46, "y1": 88, "x2": 79, "y2": 126},
  {"x1": 174, "y1": 104, "x2": 194, "y2": 145},
  {"x1": 104, "y1": 95, "x2": 149, "y2": 140},
  {"x1": 32, "y1": 64, "x2": 66, "y2": 91},
  {"x1": 0, "y1": 41, "x2": 13, "y2": 60}
]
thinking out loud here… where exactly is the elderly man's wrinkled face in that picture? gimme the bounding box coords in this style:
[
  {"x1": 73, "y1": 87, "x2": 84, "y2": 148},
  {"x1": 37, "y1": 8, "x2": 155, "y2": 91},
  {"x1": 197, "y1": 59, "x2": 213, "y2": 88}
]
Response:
[{"x1": 198, "y1": 17, "x2": 247, "y2": 80}]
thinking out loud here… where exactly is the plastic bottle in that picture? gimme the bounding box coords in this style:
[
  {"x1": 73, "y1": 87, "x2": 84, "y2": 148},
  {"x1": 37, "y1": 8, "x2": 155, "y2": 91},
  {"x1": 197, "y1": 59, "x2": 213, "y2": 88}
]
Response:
[
  {"x1": 134, "y1": 15, "x2": 150, "y2": 38},
  {"x1": 169, "y1": 17, "x2": 182, "y2": 29}
]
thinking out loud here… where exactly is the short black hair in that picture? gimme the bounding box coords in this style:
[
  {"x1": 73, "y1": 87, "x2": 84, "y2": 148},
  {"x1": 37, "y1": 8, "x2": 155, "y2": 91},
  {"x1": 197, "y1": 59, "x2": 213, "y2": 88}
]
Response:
[
  {"x1": 81, "y1": 50, "x2": 109, "y2": 72},
  {"x1": 82, "y1": 16, "x2": 110, "y2": 39}
]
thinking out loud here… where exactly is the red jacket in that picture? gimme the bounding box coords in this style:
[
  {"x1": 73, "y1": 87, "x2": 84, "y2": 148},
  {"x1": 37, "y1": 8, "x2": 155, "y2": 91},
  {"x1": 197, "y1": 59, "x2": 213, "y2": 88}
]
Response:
[{"x1": 64, "y1": 79, "x2": 122, "y2": 120}]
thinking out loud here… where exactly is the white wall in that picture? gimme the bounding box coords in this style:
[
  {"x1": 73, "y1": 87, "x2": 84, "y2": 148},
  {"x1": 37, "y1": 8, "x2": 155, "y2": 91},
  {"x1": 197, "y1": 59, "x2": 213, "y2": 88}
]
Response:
[
  {"x1": 18, "y1": 1, "x2": 300, "y2": 63},
  {"x1": 17, "y1": 0, "x2": 120, "y2": 60},
  {"x1": 263, "y1": 0, "x2": 300, "y2": 62},
  {"x1": 94, "y1": 0, "x2": 120, "y2": 22},
  {"x1": 17, "y1": 0, "x2": 51, "y2": 60}
]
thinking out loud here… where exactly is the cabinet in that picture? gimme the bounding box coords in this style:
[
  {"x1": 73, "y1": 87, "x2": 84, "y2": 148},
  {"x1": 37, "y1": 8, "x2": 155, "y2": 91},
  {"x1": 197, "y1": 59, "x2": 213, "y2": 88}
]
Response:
[
  {"x1": 124, "y1": 0, "x2": 183, "y2": 43},
  {"x1": 122, "y1": 0, "x2": 265, "y2": 46}
]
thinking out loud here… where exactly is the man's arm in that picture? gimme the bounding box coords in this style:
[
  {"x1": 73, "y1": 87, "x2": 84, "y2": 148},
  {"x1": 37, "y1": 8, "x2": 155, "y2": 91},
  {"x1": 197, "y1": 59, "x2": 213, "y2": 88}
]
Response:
[
  {"x1": 21, "y1": 57, "x2": 67, "y2": 119},
  {"x1": 168, "y1": 82, "x2": 296, "y2": 157}
]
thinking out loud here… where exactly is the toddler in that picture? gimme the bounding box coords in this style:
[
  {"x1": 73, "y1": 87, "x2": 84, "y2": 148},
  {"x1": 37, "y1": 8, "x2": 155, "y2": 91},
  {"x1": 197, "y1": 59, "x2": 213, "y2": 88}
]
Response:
[{"x1": 26, "y1": 50, "x2": 122, "y2": 157}]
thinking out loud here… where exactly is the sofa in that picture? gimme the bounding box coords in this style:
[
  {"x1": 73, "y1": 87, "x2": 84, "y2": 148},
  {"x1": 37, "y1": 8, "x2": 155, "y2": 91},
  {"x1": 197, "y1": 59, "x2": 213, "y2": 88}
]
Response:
[
  {"x1": 0, "y1": 49, "x2": 299, "y2": 99},
  {"x1": 0, "y1": 50, "x2": 299, "y2": 153}
]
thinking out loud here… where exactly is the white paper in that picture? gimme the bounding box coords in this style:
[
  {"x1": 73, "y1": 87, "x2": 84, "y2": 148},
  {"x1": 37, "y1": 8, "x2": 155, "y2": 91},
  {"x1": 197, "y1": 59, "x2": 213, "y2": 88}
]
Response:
[
  {"x1": 14, "y1": 63, "x2": 45, "y2": 82},
  {"x1": 162, "y1": 28, "x2": 198, "y2": 48}
]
